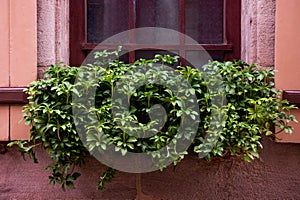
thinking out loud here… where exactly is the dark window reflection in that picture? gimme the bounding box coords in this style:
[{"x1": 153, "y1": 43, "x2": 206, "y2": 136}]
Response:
[
  {"x1": 87, "y1": 0, "x2": 129, "y2": 43},
  {"x1": 185, "y1": 0, "x2": 224, "y2": 44}
]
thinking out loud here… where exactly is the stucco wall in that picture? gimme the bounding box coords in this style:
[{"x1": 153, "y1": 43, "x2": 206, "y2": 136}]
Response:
[
  {"x1": 37, "y1": 0, "x2": 69, "y2": 78},
  {"x1": 241, "y1": 0, "x2": 276, "y2": 68},
  {"x1": 2, "y1": 139, "x2": 300, "y2": 199}
]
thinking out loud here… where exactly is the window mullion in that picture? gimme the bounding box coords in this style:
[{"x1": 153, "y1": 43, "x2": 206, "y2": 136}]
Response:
[
  {"x1": 129, "y1": 0, "x2": 136, "y2": 62},
  {"x1": 179, "y1": 0, "x2": 186, "y2": 65},
  {"x1": 223, "y1": 0, "x2": 227, "y2": 44}
]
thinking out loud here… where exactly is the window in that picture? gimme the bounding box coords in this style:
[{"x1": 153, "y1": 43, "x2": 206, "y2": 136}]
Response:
[{"x1": 70, "y1": 0, "x2": 241, "y2": 66}]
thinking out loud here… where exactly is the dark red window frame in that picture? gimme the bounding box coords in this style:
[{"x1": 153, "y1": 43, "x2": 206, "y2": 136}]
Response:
[
  {"x1": 70, "y1": 0, "x2": 241, "y2": 66},
  {"x1": 0, "y1": 88, "x2": 28, "y2": 104}
]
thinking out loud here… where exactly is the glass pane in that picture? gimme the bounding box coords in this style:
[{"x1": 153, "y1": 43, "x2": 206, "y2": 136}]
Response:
[
  {"x1": 87, "y1": 0, "x2": 129, "y2": 43},
  {"x1": 185, "y1": 0, "x2": 224, "y2": 44},
  {"x1": 136, "y1": 0, "x2": 179, "y2": 30},
  {"x1": 186, "y1": 51, "x2": 225, "y2": 68},
  {"x1": 136, "y1": 0, "x2": 179, "y2": 44}
]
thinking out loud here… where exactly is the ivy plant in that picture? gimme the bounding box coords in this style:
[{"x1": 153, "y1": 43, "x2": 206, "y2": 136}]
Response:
[{"x1": 8, "y1": 49, "x2": 297, "y2": 190}]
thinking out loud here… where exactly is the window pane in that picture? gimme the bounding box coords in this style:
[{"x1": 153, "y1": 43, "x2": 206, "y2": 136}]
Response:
[
  {"x1": 136, "y1": 0, "x2": 179, "y2": 44},
  {"x1": 186, "y1": 51, "x2": 225, "y2": 67},
  {"x1": 185, "y1": 0, "x2": 224, "y2": 44},
  {"x1": 136, "y1": 0, "x2": 179, "y2": 30},
  {"x1": 87, "y1": 0, "x2": 129, "y2": 43}
]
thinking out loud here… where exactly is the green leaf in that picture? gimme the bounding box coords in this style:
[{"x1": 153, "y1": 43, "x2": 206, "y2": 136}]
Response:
[
  {"x1": 266, "y1": 131, "x2": 273, "y2": 136},
  {"x1": 66, "y1": 181, "x2": 75, "y2": 189},
  {"x1": 127, "y1": 137, "x2": 137, "y2": 143}
]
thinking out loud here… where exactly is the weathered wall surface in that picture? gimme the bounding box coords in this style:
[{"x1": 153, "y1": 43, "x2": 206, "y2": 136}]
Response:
[
  {"x1": 1, "y1": 139, "x2": 300, "y2": 199},
  {"x1": 241, "y1": 0, "x2": 276, "y2": 68},
  {"x1": 37, "y1": 0, "x2": 69, "y2": 78}
]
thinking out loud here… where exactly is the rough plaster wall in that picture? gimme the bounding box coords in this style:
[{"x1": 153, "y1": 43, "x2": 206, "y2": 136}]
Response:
[
  {"x1": 257, "y1": 0, "x2": 276, "y2": 67},
  {"x1": 37, "y1": 0, "x2": 69, "y2": 78},
  {"x1": 241, "y1": 0, "x2": 258, "y2": 64},
  {"x1": 2, "y1": 139, "x2": 300, "y2": 199},
  {"x1": 242, "y1": 0, "x2": 276, "y2": 67},
  {"x1": 54, "y1": 0, "x2": 69, "y2": 64},
  {"x1": 37, "y1": 0, "x2": 56, "y2": 66}
]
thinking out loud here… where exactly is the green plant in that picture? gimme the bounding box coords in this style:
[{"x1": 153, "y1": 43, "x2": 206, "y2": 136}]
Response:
[
  {"x1": 9, "y1": 64, "x2": 89, "y2": 191},
  {"x1": 8, "y1": 49, "x2": 297, "y2": 190},
  {"x1": 192, "y1": 61, "x2": 297, "y2": 161}
]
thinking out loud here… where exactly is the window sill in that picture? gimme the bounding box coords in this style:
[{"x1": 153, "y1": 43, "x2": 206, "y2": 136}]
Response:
[{"x1": 0, "y1": 87, "x2": 28, "y2": 104}]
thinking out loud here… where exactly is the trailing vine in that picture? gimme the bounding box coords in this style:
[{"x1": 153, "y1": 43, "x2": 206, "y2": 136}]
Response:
[{"x1": 8, "y1": 49, "x2": 297, "y2": 190}]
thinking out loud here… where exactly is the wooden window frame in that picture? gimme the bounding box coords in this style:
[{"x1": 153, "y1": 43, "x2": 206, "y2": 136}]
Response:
[
  {"x1": 70, "y1": 0, "x2": 241, "y2": 66},
  {"x1": 0, "y1": 88, "x2": 28, "y2": 104},
  {"x1": 282, "y1": 90, "x2": 300, "y2": 107}
]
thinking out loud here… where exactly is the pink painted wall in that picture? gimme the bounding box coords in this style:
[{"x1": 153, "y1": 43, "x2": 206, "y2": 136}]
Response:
[
  {"x1": 0, "y1": 0, "x2": 37, "y2": 141},
  {"x1": 0, "y1": 0, "x2": 10, "y2": 141},
  {"x1": 275, "y1": 0, "x2": 300, "y2": 142}
]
